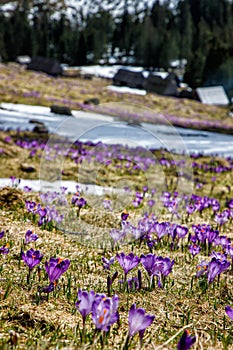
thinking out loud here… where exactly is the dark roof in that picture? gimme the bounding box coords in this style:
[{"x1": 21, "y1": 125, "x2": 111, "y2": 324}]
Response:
[
  {"x1": 143, "y1": 72, "x2": 178, "y2": 96},
  {"x1": 27, "y1": 56, "x2": 62, "y2": 76},
  {"x1": 113, "y1": 69, "x2": 145, "y2": 89}
]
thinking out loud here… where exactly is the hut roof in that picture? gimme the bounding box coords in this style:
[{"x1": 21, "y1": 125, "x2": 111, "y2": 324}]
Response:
[
  {"x1": 113, "y1": 69, "x2": 145, "y2": 89},
  {"x1": 27, "y1": 56, "x2": 62, "y2": 76}
]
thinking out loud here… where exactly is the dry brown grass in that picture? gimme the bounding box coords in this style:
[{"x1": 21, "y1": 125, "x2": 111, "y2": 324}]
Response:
[{"x1": 0, "y1": 63, "x2": 233, "y2": 133}]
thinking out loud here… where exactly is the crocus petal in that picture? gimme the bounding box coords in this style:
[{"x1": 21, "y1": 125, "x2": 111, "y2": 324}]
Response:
[
  {"x1": 225, "y1": 306, "x2": 233, "y2": 320},
  {"x1": 128, "y1": 303, "x2": 154, "y2": 338}
]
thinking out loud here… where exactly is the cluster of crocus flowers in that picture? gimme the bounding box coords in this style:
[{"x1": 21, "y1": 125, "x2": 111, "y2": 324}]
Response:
[
  {"x1": 132, "y1": 192, "x2": 143, "y2": 207},
  {"x1": 141, "y1": 253, "x2": 174, "y2": 288},
  {"x1": 25, "y1": 201, "x2": 64, "y2": 228},
  {"x1": 196, "y1": 255, "x2": 230, "y2": 284},
  {"x1": 75, "y1": 289, "x2": 119, "y2": 338},
  {"x1": 113, "y1": 252, "x2": 174, "y2": 290},
  {"x1": 21, "y1": 247, "x2": 70, "y2": 290},
  {"x1": 190, "y1": 223, "x2": 219, "y2": 249},
  {"x1": 75, "y1": 289, "x2": 154, "y2": 347}
]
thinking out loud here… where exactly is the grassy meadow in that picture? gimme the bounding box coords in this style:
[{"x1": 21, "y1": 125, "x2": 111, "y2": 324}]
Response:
[{"x1": 0, "y1": 63, "x2": 233, "y2": 349}]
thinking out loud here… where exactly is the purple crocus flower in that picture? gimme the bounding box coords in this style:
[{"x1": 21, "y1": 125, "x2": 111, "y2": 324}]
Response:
[
  {"x1": 210, "y1": 251, "x2": 228, "y2": 262},
  {"x1": 196, "y1": 260, "x2": 209, "y2": 278},
  {"x1": 177, "y1": 330, "x2": 196, "y2": 350},
  {"x1": 21, "y1": 248, "x2": 43, "y2": 271},
  {"x1": 92, "y1": 294, "x2": 119, "y2": 332},
  {"x1": 45, "y1": 257, "x2": 70, "y2": 283},
  {"x1": 140, "y1": 253, "x2": 163, "y2": 277},
  {"x1": 39, "y1": 282, "x2": 55, "y2": 294},
  {"x1": 206, "y1": 229, "x2": 219, "y2": 244},
  {"x1": 0, "y1": 244, "x2": 10, "y2": 255},
  {"x1": 25, "y1": 200, "x2": 37, "y2": 213},
  {"x1": 109, "y1": 228, "x2": 125, "y2": 243},
  {"x1": 189, "y1": 244, "x2": 201, "y2": 257},
  {"x1": 71, "y1": 192, "x2": 80, "y2": 205},
  {"x1": 103, "y1": 199, "x2": 112, "y2": 210},
  {"x1": 128, "y1": 303, "x2": 154, "y2": 345},
  {"x1": 121, "y1": 210, "x2": 129, "y2": 221},
  {"x1": 175, "y1": 225, "x2": 188, "y2": 239},
  {"x1": 37, "y1": 205, "x2": 47, "y2": 218},
  {"x1": 155, "y1": 256, "x2": 174, "y2": 288},
  {"x1": 207, "y1": 257, "x2": 230, "y2": 284},
  {"x1": 225, "y1": 306, "x2": 233, "y2": 320},
  {"x1": 148, "y1": 199, "x2": 155, "y2": 208},
  {"x1": 116, "y1": 252, "x2": 140, "y2": 278},
  {"x1": 0, "y1": 230, "x2": 4, "y2": 239},
  {"x1": 23, "y1": 186, "x2": 32, "y2": 192},
  {"x1": 160, "y1": 257, "x2": 174, "y2": 276},
  {"x1": 211, "y1": 199, "x2": 220, "y2": 212},
  {"x1": 102, "y1": 256, "x2": 115, "y2": 270},
  {"x1": 75, "y1": 289, "x2": 95, "y2": 323},
  {"x1": 71, "y1": 192, "x2": 87, "y2": 209},
  {"x1": 25, "y1": 230, "x2": 38, "y2": 244},
  {"x1": 154, "y1": 222, "x2": 168, "y2": 240},
  {"x1": 127, "y1": 277, "x2": 140, "y2": 290},
  {"x1": 76, "y1": 197, "x2": 87, "y2": 209},
  {"x1": 186, "y1": 204, "x2": 195, "y2": 215},
  {"x1": 10, "y1": 176, "x2": 20, "y2": 187}
]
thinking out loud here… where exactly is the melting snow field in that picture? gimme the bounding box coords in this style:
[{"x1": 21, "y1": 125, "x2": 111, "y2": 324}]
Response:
[{"x1": 1, "y1": 102, "x2": 233, "y2": 157}]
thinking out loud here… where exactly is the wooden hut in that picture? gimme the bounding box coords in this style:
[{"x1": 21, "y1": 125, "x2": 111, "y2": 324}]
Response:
[{"x1": 143, "y1": 72, "x2": 179, "y2": 96}]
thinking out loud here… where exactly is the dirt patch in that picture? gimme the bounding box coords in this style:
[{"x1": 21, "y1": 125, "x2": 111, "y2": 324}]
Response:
[{"x1": 0, "y1": 187, "x2": 25, "y2": 209}]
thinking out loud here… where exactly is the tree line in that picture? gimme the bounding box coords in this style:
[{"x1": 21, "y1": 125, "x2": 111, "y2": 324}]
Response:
[{"x1": 1, "y1": 0, "x2": 233, "y2": 89}]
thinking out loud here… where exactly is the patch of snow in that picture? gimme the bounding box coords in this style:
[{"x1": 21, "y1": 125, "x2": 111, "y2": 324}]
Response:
[
  {"x1": 0, "y1": 178, "x2": 126, "y2": 196},
  {"x1": 142, "y1": 71, "x2": 150, "y2": 78},
  {"x1": 77, "y1": 65, "x2": 121, "y2": 79},
  {"x1": 0, "y1": 103, "x2": 50, "y2": 116},
  {"x1": 0, "y1": 1, "x2": 17, "y2": 13},
  {"x1": 151, "y1": 72, "x2": 169, "y2": 79},
  {"x1": 16, "y1": 56, "x2": 31, "y2": 64},
  {"x1": 107, "y1": 85, "x2": 146, "y2": 96},
  {"x1": 0, "y1": 102, "x2": 115, "y2": 122},
  {"x1": 77, "y1": 65, "x2": 150, "y2": 79}
]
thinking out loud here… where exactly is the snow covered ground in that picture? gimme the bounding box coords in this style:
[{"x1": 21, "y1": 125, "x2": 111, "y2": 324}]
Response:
[
  {"x1": 1, "y1": 103, "x2": 233, "y2": 157},
  {"x1": 66, "y1": 64, "x2": 149, "y2": 80},
  {"x1": 0, "y1": 178, "x2": 125, "y2": 196}
]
